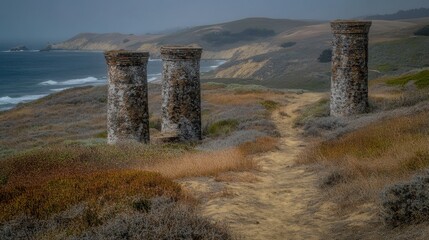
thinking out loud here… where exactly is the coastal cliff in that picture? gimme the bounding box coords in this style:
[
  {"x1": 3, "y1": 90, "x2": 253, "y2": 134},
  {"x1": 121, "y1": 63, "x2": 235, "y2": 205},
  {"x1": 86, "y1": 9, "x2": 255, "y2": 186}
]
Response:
[{"x1": 50, "y1": 17, "x2": 429, "y2": 90}]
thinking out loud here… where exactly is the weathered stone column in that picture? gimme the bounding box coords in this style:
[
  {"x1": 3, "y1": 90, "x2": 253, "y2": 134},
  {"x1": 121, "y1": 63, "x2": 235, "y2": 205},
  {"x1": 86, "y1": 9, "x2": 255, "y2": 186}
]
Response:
[
  {"x1": 160, "y1": 46, "x2": 203, "y2": 141},
  {"x1": 330, "y1": 20, "x2": 372, "y2": 117},
  {"x1": 104, "y1": 50, "x2": 150, "y2": 144}
]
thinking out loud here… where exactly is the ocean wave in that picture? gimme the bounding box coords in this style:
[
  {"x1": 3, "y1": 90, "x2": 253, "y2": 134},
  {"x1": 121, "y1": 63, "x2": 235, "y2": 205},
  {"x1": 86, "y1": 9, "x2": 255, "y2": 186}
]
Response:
[
  {"x1": 148, "y1": 73, "x2": 162, "y2": 82},
  {"x1": 1, "y1": 50, "x2": 39, "y2": 53},
  {"x1": 40, "y1": 80, "x2": 58, "y2": 85},
  {"x1": 204, "y1": 60, "x2": 227, "y2": 70},
  {"x1": 40, "y1": 77, "x2": 105, "y2": 86},
  {"x1": 148, "y1": 73, "x2": 161, "y2": 78},
  {"x1": 0, "y1": 94, "x2": 47, "y2": 105},
  {"x1": 212, "y1": 60, "x2": 227, "y2": 67},
  {"x1": 50, "y1": 87, "x2": 71, "y2": 92}
]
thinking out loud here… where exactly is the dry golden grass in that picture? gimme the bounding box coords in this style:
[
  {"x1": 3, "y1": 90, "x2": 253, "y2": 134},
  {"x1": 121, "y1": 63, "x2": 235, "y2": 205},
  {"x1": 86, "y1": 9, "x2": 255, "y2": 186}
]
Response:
[
  {"x1": 144, "y1": 137, "x2": 277, "y2": 179},
  {"x1": 0, "y1": 170, "x2": 183, "y2": 222},
  {"x1": 238, "y1": 136, "x2": 278, "y2": 155},
  {"x1": 0, "y1": 83, "x2": 282, "y2": 234},
  {"x1": 146, "y1": 148, "x2": 253, "y2": 179},
  {"x1": 214, "y1": 172, "x2": 259, "y2": 183},
  {"x1": 202, "y1": 82, "x2": 227, "y2": 90},
  {"x1": 203, "y1": 92, "x2": 281, "y2": 106},
  {"x1": 300, "y1": 112, "x2": 429, "y2": 209},
  {"x1": 0, "y1": 135, "x2": 277, "y2": 222}
]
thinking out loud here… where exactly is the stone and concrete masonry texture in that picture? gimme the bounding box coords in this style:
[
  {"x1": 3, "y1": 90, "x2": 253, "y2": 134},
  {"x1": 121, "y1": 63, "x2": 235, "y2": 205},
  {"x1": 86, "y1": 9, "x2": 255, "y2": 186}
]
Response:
[
  {"x1": 330, "y1": 20, "x2": 372, "y2": 117},
  {"x1": 160, "y1": 47, "x2": 203, "y2": 141},
  {"x1": 104, "y1": 50, "x2": 150, "y2": 144}
]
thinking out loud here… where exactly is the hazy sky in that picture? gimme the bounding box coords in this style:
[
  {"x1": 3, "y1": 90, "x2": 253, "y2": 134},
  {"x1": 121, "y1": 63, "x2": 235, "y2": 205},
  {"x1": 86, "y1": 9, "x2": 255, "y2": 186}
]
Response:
[{"x1": 1, "y1": 0, "x2": 429, "y2": 43}]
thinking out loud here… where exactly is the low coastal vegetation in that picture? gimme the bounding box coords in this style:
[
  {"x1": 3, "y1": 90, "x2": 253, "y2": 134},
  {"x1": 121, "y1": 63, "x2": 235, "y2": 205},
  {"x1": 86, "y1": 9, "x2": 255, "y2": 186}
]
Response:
[
  {"x1": 296, "y1": 69, "x2": 429, "y2": 238},
  {"x1": 317, "y1": 49, "x2": 332, "y2": 63},
  {"x1": 386, "y1": 69, "x2": 429, "y2": 88},
  {"x1": 201, "y1": 28, "x2": 276, "y2": 46},
  {"x1": 0, "y1": 82, "x2": 284, "y2": 239},
  {"x1": 414, "y1": 25, "x2": 429, "y2": 36},
  {"x1": 280, "y1": 41, "x2": 296, "y2": 48},
  {"x1": 206, "y1": 119, "x2": 239, "y2": 137}
]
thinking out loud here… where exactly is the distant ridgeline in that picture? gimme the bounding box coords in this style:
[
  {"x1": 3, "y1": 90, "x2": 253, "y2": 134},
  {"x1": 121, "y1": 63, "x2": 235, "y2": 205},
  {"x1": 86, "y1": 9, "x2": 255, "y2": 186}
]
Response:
[
  {"x1": 201, "y1": 28, "x2": 276, "y2": 46},
  {"x1": 366, "y1": 8, "x2": 429, "y2": 20}
]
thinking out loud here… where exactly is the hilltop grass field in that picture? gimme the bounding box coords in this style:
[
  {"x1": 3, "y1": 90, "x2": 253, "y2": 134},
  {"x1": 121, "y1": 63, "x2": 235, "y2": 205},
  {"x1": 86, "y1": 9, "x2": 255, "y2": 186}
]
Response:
[
  {"x1": 0, "y1": 82, "x2": 287, "y2": 239},
  {"x1": 295, "y1": 69, "x2": 429, "y2": 239}
]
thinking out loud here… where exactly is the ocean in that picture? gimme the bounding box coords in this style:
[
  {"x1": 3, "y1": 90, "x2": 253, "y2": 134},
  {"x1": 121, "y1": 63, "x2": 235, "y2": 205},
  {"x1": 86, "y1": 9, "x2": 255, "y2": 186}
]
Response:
[{"x1": 0, "y1": 51, "x2": 226, "y2": 111}]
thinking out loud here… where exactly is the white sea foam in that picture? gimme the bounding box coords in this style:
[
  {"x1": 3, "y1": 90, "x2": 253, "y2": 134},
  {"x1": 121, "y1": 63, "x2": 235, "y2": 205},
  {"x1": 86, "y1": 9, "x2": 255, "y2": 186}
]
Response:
[
  {"x1": 149, "y1": 59, "x2": 162, "y2": 62},
  {"x1": 61, "y1": 77, "x2": 100, "y2": 85},
  {"x1": 148, "y1": 73, "x2": 162, "y2": 82},
  {"x1": 148, "y1": 73, "x2": 162, "y2": 77},
  {"x1": 50, "y1": 87, "x2": 71, "y2": 92},
  {"x1": 40, "y1": 77, "x2": 104, "y2": 86},
  {"x1": 1, "y1": 50, "x2": 39, "y2": 53},
  {"x1": 207, "y1": 60, "x2": 227, "y2": 69},
  {"x1": 40, "y1": 80, "x2": 58, "y2": 85},
  {"x1": 0, "y1": 94, "x2": 47, "y2": 105},
  {"x1": 214, "y1": 60, "x2": 227, "y2": 65}
]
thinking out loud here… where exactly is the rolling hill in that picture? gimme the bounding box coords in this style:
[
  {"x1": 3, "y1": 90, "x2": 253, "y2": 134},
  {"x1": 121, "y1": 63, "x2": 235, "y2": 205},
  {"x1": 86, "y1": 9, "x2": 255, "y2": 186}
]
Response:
[
  {"x1": 50, "y1": 17, "x2": 429, "y2": 90},
  {"x1": 366, "y1": 7, "x2": 429, "y2": 20}
]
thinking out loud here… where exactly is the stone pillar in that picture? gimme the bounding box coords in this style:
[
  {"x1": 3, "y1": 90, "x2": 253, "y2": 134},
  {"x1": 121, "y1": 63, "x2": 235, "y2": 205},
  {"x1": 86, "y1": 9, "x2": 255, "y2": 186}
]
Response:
[
  {"x1": 330, "y1": 20, "x2": 372, "y2": 117},
  {"x1": 104, "y1": 50, "x2": 150, "y2": 144},
  {"x1": 160, "y1": 46, "x2": 203, "y2": 141}
]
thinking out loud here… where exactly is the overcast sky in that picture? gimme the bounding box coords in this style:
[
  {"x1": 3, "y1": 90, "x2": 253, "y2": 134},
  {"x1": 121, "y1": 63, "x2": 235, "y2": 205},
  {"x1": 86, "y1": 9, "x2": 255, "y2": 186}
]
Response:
[{"x1": 1, "y1": 0, "x2": 429, "y2": 43}]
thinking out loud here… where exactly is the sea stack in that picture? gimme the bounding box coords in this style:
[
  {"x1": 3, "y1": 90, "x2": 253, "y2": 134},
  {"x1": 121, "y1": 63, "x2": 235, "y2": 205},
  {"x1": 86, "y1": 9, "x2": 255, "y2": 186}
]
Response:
[
  {"x1": 104, "y1": 50, "x2": 150, "y2": 144},
  {"x1": 160, "y1": 46, "x2": 203, "y2": 141},
  {"x1": 330, "y1": 20, "x2": 372, "y2": 117}
]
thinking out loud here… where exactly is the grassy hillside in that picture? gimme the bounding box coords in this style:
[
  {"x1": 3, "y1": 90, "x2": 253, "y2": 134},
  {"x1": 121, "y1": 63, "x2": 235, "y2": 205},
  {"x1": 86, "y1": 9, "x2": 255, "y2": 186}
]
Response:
[
  {"x1": 51, "y1": 17, "x2": 429, "y2": 90},
  {"x1": 51, "y1": 32, "x2": 163, "y2": 51},
  {"x1": 52, "y1": 18, "x2": 317, "y2": 57},
  {"x1": 0, "y1": 82, "x2": 293, "y2": 238},
  {"x1": 366, "y1": 8, "x2": 429, "y2": 20},
  {"x1": 295, "y1": 69, "x2": 429, "y2": 238}
]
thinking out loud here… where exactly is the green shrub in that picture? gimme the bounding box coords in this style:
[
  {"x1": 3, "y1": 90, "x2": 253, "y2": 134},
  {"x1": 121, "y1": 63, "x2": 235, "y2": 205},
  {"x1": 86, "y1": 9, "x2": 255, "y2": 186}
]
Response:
[
  {"x1": 415, "y1": 25, "x2": 429, "y2": 36},
  {"x1": 94, "y1": 131, "x2": 107, "y2": 139},
  {"x1": 226, "y1": 84, "x2": 269, "y2": 93},
  {"x1": 375, "y1": 64, "x2": 398, "y2": 72},
  {"x1": 207, "y1": 119, "x2": 239, "y2": 137},
  {"x1": 386, "y1": 70, "x2": 429, "y2": 88},
  {"x1": 260, "y1": 100, "x2": 280, "y2": 111},
  {"x1": 280, "y1": 42, "x2": 296, "y2": 48},
  {"x1": 318, "y1": 49, "x2": 332, "y2": 63},
  {"x1": 294, "y1": 98, "x2": 330, "y2": 127}
]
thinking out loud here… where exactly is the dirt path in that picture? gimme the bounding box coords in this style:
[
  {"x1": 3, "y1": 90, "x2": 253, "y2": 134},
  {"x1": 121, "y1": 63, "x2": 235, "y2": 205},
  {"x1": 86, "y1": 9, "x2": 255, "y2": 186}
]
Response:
[{"x1": 182, "y1": 92, "x2": 342, "y2": 239}]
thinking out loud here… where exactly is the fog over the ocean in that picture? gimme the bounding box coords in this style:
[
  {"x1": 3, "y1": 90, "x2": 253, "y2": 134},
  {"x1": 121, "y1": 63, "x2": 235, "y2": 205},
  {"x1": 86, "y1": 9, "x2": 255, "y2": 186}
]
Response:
[{"x1": 1, "y1": 0, "x2": 429, "y2": 44}]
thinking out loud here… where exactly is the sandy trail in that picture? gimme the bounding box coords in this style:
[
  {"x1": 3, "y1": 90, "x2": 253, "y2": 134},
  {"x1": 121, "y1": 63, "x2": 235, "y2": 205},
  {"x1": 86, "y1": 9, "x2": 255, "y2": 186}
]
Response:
[{"x1": 181, "y1": 92, "x2": 343, "y2": 240}]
